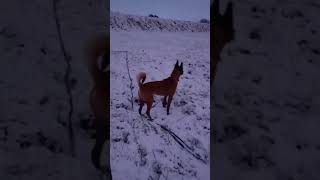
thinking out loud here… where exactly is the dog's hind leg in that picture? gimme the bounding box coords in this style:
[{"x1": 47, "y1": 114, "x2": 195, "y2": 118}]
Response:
[
  {"x1": 162, "y1": 96, "x2": 167, "y2": 107},
  {"x1": 139, "y1": 100, "x2": 144, "y2": 115},
  {"x1": 91, "y1": 120, "x2": 107, "y2": 169},
  {"x1": 166, "y1": 96, "x2": 173, "y2": 115},
  {"x1": 91, "y1": 118, "x2": 112, "y2": 179},
  {"x1": 146, "y1": 101, "x2": 153, "y2": 120}
]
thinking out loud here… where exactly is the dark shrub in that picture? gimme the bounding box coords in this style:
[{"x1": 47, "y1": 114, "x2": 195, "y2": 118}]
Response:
[{"x1": 200, "y1": 19, "x2": 210, "y2": 23}]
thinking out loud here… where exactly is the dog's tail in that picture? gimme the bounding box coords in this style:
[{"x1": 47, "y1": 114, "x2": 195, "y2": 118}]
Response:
[
  {"x1": 84, "y1": 32, "x2": 109, "y2": 87},
  {"x1": 136, "y1": 72, "x2": 146, "y2": 88}
]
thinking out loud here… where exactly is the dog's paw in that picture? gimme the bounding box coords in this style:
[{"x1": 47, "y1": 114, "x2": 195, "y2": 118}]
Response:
[
  {"x1": 100, "y1": 165, "x2": 111, "y2": 173},
  {"x1": 140, "y1": 114, "x2": 148, "y2": 119},
  {"x1": 99, "y1": 165, "x2": 112, "y2": 180}
]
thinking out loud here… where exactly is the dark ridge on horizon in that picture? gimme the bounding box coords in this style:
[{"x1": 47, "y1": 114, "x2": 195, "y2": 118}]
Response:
[{"x1": 110, "y1": 10, "x2": 210, "y2": 23}]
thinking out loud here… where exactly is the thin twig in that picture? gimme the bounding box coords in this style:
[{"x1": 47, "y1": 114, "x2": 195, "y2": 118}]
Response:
[
  {"x1": 124, "y1": 51, "x2": 135, "y2": 110},
  {"x1": 112, "y1": 50, "x2": 134, "y2": 110},
  {"x1": 53, "y1": 0, "x2": 75, "y2": 157}
]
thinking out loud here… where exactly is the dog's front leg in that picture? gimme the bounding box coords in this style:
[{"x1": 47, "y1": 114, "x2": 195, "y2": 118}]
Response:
[
  {"x1": 167, "y1": 96, "x2": 173, "y2": 115},
  {"x1": 162, "y1": 96, "x2": 167, "y2": 107}
]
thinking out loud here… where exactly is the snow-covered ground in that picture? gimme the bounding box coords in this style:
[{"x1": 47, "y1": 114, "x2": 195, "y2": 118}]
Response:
[
  {"x1": 1, "y1": 0, "x2": 320, "y2": 179},
  {"x1": 110, "y1": 31, "x2": 210, "y2": 180},
  {"x1": 109, "y1": 11, "x2": 210, "y2": 180},
  {"x1": 0, "y1": 1, "x2": 210, "y2": 179},
  {"x1": 0, "y1": 0, "x2": 109, "y2": 179},
  {"x1": 213, "y1": 0, "x2": 320, "y2": 179}
]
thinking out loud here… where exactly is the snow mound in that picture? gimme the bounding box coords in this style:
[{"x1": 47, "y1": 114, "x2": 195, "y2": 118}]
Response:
[{"x1": 110, "y1": 12, "x2": 210, "y2": 32}]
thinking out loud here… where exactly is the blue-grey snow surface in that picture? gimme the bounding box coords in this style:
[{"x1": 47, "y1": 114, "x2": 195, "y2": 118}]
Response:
[
  {"x1": 110, "y1": 31, "x2": 210, "y2": 180},
  {"x1": 0, "y1": 0, "x2": 109, "y2": 179},
  {"x1": 0, "y1": 2, "x2": 210, "y2": 180},
  {"x1": 1, "y1": 0, "x2": 320, "y2": 179},
  {"x1": 212, "y1": 0, "x2": 320, "y2": 180}
]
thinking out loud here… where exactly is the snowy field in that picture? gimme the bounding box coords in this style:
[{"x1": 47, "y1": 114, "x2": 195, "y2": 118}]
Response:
[
  {"x1": 1, "y1": 0, "x2": 320, "y2": 179},
  {"x1": 0, "y1": 0, "x2": 209, "y2": 178},
  {"x1": 213, "y1": 0, "x2": 320, "y2": 179},
  {"x1": 110, "y1": 31, "x2": 210, "y2": 180},
  {"x1": 0, "y1": 0, "x2": 109, "y2": 179}
]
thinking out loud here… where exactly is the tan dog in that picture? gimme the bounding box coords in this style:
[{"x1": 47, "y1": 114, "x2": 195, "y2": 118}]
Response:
[{"x1": 137, "y1": 61, "x2": 183, "y2": 120}]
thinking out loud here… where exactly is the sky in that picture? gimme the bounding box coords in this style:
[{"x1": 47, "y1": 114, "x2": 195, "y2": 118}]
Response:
[{"x1": 110, "y1": 0, "x2": 210, "y2": 21}]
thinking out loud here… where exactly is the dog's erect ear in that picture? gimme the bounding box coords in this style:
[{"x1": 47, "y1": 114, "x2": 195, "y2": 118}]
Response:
[
  {"x1": 224, "y1": 1, "x2": 234, "y2": 26},
  {"x1": 180, "y1": 62, "x2": 183, "y2": 73},
  {"x1": 212, "y1": 0, "x2": 220, "y2": 18},
  {"x1": 101, "y1": 53, "x2": 108, "y2": 70},
  {"x1": 175, "y1": 60, "x2": 179, "y2": 67}
]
